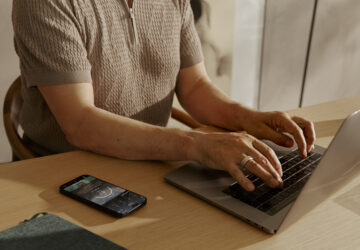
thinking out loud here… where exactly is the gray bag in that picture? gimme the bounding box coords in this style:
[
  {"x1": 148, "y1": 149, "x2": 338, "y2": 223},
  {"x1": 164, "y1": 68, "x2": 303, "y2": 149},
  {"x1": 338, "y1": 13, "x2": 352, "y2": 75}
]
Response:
[{"x1": 0, "y1": 213, "x2": 126, "y2": 250}]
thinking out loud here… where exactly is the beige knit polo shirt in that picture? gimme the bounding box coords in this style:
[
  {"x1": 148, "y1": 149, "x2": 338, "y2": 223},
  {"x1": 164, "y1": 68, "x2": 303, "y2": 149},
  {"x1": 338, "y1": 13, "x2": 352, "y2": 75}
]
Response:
[{"x1": 12, "y1": 0, "x2": 203, "y2": 154}]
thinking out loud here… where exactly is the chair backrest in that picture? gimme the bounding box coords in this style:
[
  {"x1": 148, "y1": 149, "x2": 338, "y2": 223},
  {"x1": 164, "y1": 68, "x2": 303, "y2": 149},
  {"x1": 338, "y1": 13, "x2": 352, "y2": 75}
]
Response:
[
  {"x1": 3, "y1": 77, "x2": 37, "y2": 160},
  {"x1": 171, "y1": 107, "x2": 202, "y2": 129}
]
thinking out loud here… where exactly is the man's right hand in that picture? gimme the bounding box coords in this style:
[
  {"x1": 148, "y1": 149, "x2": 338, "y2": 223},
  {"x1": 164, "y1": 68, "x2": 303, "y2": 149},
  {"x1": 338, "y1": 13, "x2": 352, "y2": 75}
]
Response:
[{"x1": 191, "y1": 131, "x2": 283, "y2": 192}]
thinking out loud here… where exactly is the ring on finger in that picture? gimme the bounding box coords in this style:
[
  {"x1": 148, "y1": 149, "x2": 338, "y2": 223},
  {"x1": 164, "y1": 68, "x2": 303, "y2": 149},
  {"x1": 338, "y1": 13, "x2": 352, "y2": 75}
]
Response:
[{"x1": 239, "y1": 155, "x2": 254, "y2": 169}]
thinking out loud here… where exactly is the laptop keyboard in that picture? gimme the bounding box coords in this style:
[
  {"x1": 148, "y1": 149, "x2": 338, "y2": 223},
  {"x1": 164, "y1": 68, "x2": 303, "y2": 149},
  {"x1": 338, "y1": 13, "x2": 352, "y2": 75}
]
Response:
[{"x1": 223, "y1": 150, "x2": 322, "y2": 216}]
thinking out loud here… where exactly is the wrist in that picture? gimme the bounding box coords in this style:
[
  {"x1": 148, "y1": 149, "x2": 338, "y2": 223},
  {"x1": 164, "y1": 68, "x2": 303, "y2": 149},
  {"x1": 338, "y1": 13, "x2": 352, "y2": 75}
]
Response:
[
  {"x1": 230, "y1": 103, "x2": 256, "y2": 131},
  {"x1": 181, "y1": 130, "x2": 204, "y2": 162}
]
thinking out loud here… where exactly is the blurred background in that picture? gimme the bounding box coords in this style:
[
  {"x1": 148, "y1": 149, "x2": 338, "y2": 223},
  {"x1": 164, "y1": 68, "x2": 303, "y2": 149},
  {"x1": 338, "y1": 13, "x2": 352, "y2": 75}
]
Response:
[{"x1": 1, "y1": 0, "x2": 360, "y2": 162}]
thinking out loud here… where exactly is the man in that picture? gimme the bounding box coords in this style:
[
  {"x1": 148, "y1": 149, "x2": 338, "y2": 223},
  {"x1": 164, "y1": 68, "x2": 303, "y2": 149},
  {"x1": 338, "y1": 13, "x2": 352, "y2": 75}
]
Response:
[{"x1": 12, "y1": 0, "x2": 315, "y2": 192}]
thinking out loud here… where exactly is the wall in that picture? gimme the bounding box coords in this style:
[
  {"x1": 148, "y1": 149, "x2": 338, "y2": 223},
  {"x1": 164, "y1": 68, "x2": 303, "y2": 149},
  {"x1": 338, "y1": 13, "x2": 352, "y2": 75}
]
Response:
[
  {"x1": 231, "y1": 0, "x2": 265, "y2": 109},
  {"x1": 259, "y1": 0, "x2": 360, "y2": 110},
  {"x1": 302, "y1": 0, "x2": 360, "y2": 106},
  {"x1": 195, "y1": 0, "x2": 236, "y2": 96},
  {"x1": 171, "y1": 0, "x2": 237, "y2": 117},
  {"x1": 258, "y1": 0, "x2": 315, "y2": 111},
  {"x1": 0, "y1": 0, "x2": 19, "y2": 162}
]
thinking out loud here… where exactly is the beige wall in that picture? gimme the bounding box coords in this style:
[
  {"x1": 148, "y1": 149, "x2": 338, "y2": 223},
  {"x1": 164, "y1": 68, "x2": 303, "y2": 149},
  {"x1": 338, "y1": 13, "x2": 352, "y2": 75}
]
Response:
[
  {"x1": 0, "y1": 0, "x2": 19, "y2": 162},
  {"x1": 259, "y1": 0, "x2": 315, "y2": 111},
  {"x1": 232, "y1": 0, "x2": 265, "y2": 109},
  {"x1": 171, "y1": 0, "x2": 237, "y2": 115},
  {"x1": 302, "y1": 0, "x2": 360, "y2": 106},
  {"x1": 259, "y1": 0, "x2": 360, "y2": 110},
  {"x1": 196, "y1": 0, "x2": 236, "y2": 96}
]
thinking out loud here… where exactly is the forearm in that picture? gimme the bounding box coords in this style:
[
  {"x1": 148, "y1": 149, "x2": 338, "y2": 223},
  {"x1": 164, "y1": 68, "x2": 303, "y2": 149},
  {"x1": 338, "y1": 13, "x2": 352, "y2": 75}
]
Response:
[
  {"x1": 67, "y1": 106, "x2": 199, "y2": 161},
  {"x1": 179, "y1": 79, "x2": 253, "y2": 131}
]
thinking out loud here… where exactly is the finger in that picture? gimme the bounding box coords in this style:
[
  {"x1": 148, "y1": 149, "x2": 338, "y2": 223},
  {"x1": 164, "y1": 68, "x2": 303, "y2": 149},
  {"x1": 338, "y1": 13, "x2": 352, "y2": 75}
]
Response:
[
  {"x1": 252, "y1": 139, "x2": 283, "y2": 177},
  {"x1": 292, "y1": 116, "x2": 316, "y2": 152},
  {"x1": 243, "y1": 146, "x2": 281, "y2": 180},
  {"x1": 277, "y1": 115, "x2": 307, "y2": 157},
  {"x1": 241, "y1": 156, "x2": 283, "y2": 188},
  {"x1": 227, "y1": 164, "x2": 255, "y2": 191},
  {"x1": 262, "y1": 125, "x2": 294, "y2": 148}
]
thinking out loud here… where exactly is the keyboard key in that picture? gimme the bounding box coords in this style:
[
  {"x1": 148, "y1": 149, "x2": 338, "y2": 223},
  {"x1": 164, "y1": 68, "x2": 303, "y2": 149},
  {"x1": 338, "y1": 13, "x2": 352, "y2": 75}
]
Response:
[
  {"x1": 310, "y1": 153, "x2": 322, "y2": 161},
  {"x1": 257, "y1": 179, "x2": 307, "y2": 215},
  {"x1": 246, "y1": 174, "x2": 258, "y2": 182},
  {"x1": 223, "y1": 184, "x2": 257, "y2": 205},
  {"x1": 279, "y1": 151, "x2": 298, "y2": 164},
  {"x1": 223, "y1": 150, "x2": 322, "y2": 216}
]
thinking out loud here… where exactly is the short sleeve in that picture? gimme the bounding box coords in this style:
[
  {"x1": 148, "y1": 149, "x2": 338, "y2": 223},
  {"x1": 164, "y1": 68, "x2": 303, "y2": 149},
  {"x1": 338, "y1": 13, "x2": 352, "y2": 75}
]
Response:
[
  {"x1": 12, "y1": 0, "x2": 92, "y2": 87},
  {"x1": 180, "y1": 0, "x2": 204, "y2": 69}
]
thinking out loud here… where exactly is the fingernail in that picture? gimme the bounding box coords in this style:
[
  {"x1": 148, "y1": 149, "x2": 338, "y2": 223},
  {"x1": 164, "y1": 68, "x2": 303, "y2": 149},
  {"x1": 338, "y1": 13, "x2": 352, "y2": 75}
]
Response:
[
  {"x1": 301, "y1": 148, "x2": 307, "y2": 157},
  {"x1": 311, "y1": 145, "x2": 315, "y2": 151},
  {"x1": 274, "y1": 171, "x2": 282, "y2": 180},
  {"x1": 246, "y1": 182, "x2": 255, "y2": 191},
  {"x1": 270, "y1": 178, "x2": 279, "y2": 188},
  {"x1": 276, "y1": 160, "x2": 283, "y2": 176}
]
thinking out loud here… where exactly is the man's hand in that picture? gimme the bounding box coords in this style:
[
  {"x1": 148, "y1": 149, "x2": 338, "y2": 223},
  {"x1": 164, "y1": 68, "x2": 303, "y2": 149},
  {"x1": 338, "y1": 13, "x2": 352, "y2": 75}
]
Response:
[
  {"x1": 177, "y1": 62, "x2": 316, "y2": 190},
  {"x1": 239, "y1": 110, "x2": 316, "y2": 157},
  {"x1": 192, "y1": 131, "x2": 283, "y2": 191}
]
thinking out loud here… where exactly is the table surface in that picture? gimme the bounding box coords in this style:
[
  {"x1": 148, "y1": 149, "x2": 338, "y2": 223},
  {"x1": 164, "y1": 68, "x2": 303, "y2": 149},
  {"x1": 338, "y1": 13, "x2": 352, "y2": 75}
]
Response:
[{"x1": 1, "y1": 96, "x2": 360, "y2": 250}]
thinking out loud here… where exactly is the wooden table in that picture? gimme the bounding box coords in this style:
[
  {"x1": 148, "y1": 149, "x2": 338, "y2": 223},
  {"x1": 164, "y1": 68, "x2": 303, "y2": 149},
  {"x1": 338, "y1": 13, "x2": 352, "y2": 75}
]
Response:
[{"x1": 1, "y1": 96, "x2": 360, "y2": 250}]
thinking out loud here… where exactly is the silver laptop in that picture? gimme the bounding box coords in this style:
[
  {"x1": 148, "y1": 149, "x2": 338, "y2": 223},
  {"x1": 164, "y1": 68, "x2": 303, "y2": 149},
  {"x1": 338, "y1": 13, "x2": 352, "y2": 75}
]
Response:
[{"x1": 165, "y1": 110, "x2": 360, "y2": 234}]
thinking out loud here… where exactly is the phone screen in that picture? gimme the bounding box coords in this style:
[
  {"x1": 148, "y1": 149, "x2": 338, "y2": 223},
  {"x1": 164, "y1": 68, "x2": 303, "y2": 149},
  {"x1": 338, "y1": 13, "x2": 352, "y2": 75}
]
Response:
[
  {"x1": 61, "y1": 175, "x2": 146, "y2": 216},
  {"x1": 63, "y1": 176, "x2": 127, "y2": 205}
]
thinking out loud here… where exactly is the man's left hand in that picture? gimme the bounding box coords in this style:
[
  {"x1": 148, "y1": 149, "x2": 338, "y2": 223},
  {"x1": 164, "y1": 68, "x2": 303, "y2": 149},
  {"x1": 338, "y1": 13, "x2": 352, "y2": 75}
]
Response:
[{"x1": 239, "y1": 110, "x2": 316, "y2": 157}]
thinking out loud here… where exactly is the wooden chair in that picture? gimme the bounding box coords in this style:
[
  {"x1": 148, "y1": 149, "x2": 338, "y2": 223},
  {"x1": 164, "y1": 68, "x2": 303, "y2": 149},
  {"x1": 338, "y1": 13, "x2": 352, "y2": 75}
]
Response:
[
  {"x1": 3, "y1": 77, "x2": 37, "y2": 160},
  {"x1": 3, "y1": 77, "x2": 202, "y2": 161},
  {"x1": 171, "y1": 107, "x2": 202, "y2": 129}
]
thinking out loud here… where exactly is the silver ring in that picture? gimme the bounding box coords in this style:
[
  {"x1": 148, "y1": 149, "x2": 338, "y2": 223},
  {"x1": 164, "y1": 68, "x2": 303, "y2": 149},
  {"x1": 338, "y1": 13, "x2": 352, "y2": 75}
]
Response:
[{"x1": 239, "y1": 155, "x2": 254, "y2": 169}]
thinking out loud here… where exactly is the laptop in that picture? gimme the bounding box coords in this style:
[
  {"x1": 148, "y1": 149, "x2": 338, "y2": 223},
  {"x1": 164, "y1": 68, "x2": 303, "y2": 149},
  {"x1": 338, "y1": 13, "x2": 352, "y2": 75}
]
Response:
[{"x1": 165, "y1": 110, "x2": 360, "y2": 234}]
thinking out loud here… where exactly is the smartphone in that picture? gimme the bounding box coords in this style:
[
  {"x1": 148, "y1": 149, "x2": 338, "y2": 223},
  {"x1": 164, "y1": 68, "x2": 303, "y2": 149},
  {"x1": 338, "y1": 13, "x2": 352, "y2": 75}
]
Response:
[{"x1": 59, "y1": 175, "x2": 147, "y2": 217}]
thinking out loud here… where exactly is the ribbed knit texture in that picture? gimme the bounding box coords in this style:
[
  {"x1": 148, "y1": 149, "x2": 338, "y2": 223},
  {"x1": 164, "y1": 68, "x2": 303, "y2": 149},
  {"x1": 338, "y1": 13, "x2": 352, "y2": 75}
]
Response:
[{"x1": 12, "y1": 0, "x2": 203, "y2": 154}]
